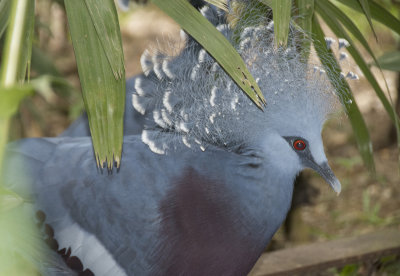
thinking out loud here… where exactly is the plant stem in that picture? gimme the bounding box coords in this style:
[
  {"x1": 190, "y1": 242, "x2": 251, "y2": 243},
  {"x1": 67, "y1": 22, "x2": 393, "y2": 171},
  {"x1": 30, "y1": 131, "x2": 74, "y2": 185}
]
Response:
[{"x1": 0, "y1": 0, "x2": 33, "y2": 174}]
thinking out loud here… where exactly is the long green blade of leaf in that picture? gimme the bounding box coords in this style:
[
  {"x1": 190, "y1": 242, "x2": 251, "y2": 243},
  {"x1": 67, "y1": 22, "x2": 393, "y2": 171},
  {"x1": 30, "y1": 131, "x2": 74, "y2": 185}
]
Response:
[
  {"x1": 319, "y1": 0, "x2": 400, "y2": 170},
  {"x1": 152, "y1": 0, "x2": 266, "y2": 108},
  {"x1": 271, "y1": 0, "x2": 292, "y2": 47},
  {"x1": 0, "y1": 0, "x2": 34, "y2": 85},
  {"x1": 203, "y1": 0, "x2": 228, "y2": 11},
  {"x1": 315, "y1": 2, "x2": 399, "y2": 126},
  {"x1": 372, "y1": 51, "x2": 400, "y2": 72},
  {"x1": 334, "y1": 0, "x2": 400, "y2": 36},
  {"x1": 65, "y1": 0, "x2": 125, "y2": 169},
  {"x1": 357, "y1": 0, "x2": 377, "y2": 40},
  {"x1": 296, "y1": 0, "x2": 314, "y2": 60},
  {"x1": 312, "y1": 16, "x2": 375, "y2": 173},
  {"x1": 0, "y1": 0, "x2": 11, "y2": 39},
  {"x1": 318, "y1": 0, "x2": 377, "y2": 66},
  {"x1": 0, "y1": 0, "x2": 34, "y2": 172},
  {"x1": 84, "y1": 0, "x2": 125, "y2": 80}
]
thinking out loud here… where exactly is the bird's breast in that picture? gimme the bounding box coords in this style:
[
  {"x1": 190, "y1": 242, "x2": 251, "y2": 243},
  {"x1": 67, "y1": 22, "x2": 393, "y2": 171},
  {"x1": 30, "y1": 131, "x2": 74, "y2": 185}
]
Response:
[{"x1": 152, "y1": 167, "x2": 264, "y2": 276}]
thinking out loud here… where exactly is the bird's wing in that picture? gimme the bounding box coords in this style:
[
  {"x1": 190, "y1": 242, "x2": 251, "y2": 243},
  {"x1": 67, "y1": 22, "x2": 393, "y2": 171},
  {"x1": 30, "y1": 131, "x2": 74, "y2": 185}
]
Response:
[
  {"x1": 4, "y1": 136, "x2": 157, "y2": 275},
  {"x1": 3, "y1": 135, "x2": 236, "y2": 275}
]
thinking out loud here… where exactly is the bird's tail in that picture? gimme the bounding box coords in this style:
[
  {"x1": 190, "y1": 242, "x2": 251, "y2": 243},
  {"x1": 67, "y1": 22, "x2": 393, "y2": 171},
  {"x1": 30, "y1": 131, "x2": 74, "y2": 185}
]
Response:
[{"x1": 1, "y1": 138, "x2": 77, "y2": 275}]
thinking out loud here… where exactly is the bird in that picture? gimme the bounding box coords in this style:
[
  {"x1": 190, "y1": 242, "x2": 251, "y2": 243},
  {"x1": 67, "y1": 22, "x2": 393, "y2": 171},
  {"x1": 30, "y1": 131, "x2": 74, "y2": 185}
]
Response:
[{"x1": 3, "y1": 2, "x2": 342, "y2": 275}]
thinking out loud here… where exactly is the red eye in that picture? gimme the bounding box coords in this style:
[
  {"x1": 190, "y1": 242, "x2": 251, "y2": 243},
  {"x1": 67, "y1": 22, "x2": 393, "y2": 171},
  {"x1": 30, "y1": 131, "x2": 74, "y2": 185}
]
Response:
[{"x1": 293, "y1": 139, "x2": 306, "y2": 151}]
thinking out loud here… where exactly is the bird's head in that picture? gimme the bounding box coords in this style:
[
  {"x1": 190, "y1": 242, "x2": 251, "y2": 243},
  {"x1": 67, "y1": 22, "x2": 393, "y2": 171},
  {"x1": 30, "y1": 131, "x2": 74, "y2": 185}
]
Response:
[
  {"x1": 132, "y1": 6, "x2": 342, "y2": 193},
  {"x1": 251, "y1": 55, "x2": 341, "y2": 194}
]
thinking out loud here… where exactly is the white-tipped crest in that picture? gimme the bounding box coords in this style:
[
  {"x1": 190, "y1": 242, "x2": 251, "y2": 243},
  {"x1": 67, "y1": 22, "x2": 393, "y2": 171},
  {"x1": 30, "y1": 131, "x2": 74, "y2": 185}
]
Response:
[
  {"x1": 338, "y1": 38, "x2": 350, "y2": 49},
  {"x1": 134, "y1": 5, "x2": 341, "y2": 154},
  {"x1": 325, "y1": 37, "x2": 336, "y2": 49}
]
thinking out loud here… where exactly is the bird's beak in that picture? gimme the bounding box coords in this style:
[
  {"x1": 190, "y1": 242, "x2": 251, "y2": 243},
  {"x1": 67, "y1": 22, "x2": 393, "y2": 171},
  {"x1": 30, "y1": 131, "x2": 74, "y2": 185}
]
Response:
[{"x1": 310, "y1": 161, "x2": 341, "y2": 195}]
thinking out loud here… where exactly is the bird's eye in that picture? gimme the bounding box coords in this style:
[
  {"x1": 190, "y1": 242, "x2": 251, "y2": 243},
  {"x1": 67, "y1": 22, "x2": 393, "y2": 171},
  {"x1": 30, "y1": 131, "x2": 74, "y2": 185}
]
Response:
[{"x1": 293, "y1": 139, "x2": 306, "y2": 151}]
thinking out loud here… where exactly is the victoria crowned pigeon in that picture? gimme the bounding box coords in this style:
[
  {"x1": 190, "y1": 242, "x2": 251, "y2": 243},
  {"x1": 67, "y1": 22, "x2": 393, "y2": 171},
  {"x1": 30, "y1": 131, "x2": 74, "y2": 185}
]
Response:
[{"x1": 3, "y1": 3, "x2": 342, "y2": 276}]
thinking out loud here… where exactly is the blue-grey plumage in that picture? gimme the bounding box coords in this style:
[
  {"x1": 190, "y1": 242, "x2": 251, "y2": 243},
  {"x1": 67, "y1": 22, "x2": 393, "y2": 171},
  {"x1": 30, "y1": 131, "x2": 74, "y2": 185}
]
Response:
[{"x1": 4, "y1": 134, "x2": 296, "y2": 275}]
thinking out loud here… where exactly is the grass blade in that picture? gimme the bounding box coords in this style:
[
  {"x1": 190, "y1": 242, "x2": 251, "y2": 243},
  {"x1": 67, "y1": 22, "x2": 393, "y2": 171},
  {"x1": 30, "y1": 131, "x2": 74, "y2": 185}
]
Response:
[
  {"x1": 65, "y1": 0, "x2": 125, "y2": 169},
  {"x1": 335, "y1": 0, "x2": 400, "y2": 36},
  {"x1": 0, "y1": 0, "x2": 34, "y2": 171},
  {"x1": 296, "y1": 0, "x2": 314, "y2": 60},
  {"x1": 85, "y1": 0, "x2": 125, "y2": 80},
  {"x1": 271, "y1": 0, "x2": 292, "y2": 47},
  {"x1": 318, "y1": 0, "x2": 400, "y2": 170},
  {"x1": 0, "y1": 0, "x2": 34, "y2": 85},
  {"x1": 0, "y1": 0, "x2": 11, "y2": 39},
  {"x1": 312, "y1": 16, "x2": 375, "y2": 173},
  {"x1": 373, "y1": 51, "x2": 400, "y2": 72},
  {"x1": 357, "y1": 0, "x2": 377, "y2": 40},
  {"x1": 318, "y1": 0, "x2": 377, "y2": 66},
  {"x1": 315, "y1": 2, "x2": 399, "y2": 126},
  {"x1": 152, "y1": 0, "x2": 266, "y2": 108},
  {"x1": 203, "y1": 0, "x2": 228, "y2": 11}
]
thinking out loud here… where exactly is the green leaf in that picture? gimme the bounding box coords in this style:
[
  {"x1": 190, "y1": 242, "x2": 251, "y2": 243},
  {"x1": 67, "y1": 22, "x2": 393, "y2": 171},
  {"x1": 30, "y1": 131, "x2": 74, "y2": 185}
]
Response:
[
  {"x1": 296, "y1": 0, "x2": 314, "y2": 60},
  {"x1": 203, "y1": 0, "x2": 228, "y2": 11},
  {"x1": 0, "y1": 186, "x2": 23, "y2": 212},
  {"x1": 85, "y1": 0, "x2": 125, "y2": 80},
  {"x1": 0, "y1": 0, "x2": 11, "y2": 39},
  {"x1": 373, "y1": 51, "x2": 400, "y2": 72},
  {"x1": 318, "y1": 0, "x2": 400, "y2": 170},
  {"x1": 318, "y1": 0, "x2": 377, "y2": 67},
  {"x1": 270, "y1": 0, "x2": 292, "y2": 47},
  {"x1": 334, "y1": 0, "x2": 400, "y2": 36},
  {"x1": 64, "y1": 0, "x2": 125, "y2": 169},
  {"x1": 0, "y1": 0, "x2": 35, "y2": 175},
  {"x1": 0, "y1": 0, "x2": 35, "y2": 85},
  {"x1": 152, "y1": 0, "x2": 266, "y2": 108},
  {"x1": 312, "y1": 16, "x2": 375, "y2": 173},
  {"x1": 0, "y1": 85, "x2": 34, "y2": 118},
  {"x1": 357, "y1": 0, "x2": 377, "y2": 40},
  {"x1": 0, "y1": 84, "x2": 33, "y2": 172},
  {"x1": 315, "y1": 2, "x2": 399, "y2": 126}
]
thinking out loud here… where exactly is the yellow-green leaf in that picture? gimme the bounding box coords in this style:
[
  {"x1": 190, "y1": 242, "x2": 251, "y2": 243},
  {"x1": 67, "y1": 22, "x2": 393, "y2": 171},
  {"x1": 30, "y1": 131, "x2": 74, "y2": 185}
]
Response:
[
  {"x1": 0, "y1": 186, "x2": 23, "y2": 212},
  {"x1": 152, "y1": 0, "x2": 266, "y2": 108},
  {"x1": 65, "y1": 0, "x2": 125, "y2": 169},
  {"x1": 0, "y1": 85, "x2": 33, "y2": 118}
]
